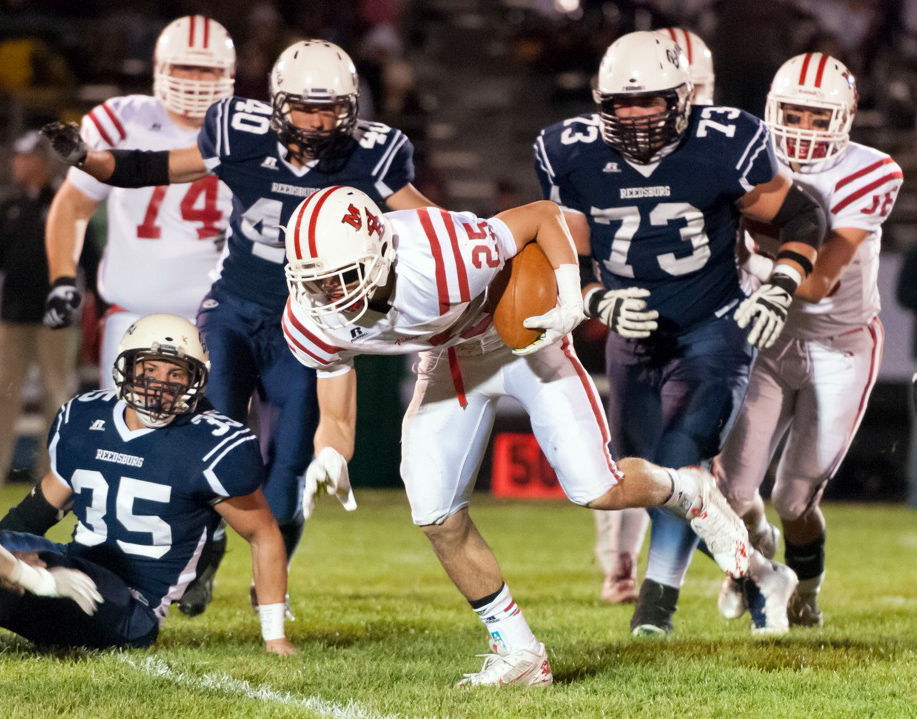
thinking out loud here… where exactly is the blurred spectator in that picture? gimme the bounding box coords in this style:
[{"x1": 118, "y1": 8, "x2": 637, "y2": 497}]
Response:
[{"x1": 0, "y1": 132, "x2": 76, "y2": 485}]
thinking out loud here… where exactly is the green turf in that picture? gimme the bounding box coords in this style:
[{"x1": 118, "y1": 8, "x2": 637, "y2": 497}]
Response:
[{"x1": 0, "y1": 487, "x2": 915, "y2": 718}]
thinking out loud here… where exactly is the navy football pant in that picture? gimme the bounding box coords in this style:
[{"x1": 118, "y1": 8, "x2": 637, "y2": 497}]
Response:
[
  {"x1": 0, "y1": 531, "x2": 158, "y2": 649},
  {"x1": 604, "y1": 311, "x2": 754, "y2": 588},
  {"x1": 198, "y1": 287, "x2": 317, "y2": 532}
]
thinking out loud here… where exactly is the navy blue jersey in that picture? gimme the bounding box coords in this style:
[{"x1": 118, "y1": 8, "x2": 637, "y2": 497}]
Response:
[
  {"x1": 47, "y1": 390, "x2": 265, "y2": 617},
  {"x1": 535, "y1": 107, "x2": 779, "y2": 331},
  {"x1": 199, "y1": 97, "x2": 415, "y2": 313}
]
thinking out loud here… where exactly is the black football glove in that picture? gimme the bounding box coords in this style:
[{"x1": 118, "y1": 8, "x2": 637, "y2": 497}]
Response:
[
  {"x1": 584, "y1": 286, "x2": 659, "y2": 339},
  {"x1": 44, "y1": 277, "x2": 82, "y2": 329},
  {"x1": 40, "y1": 121, "x2": 87, "y2": 167}
]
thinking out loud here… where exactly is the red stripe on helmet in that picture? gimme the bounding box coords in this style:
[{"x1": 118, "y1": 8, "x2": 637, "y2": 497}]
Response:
[
  {"x1": 203, "y1": 17, "x2": 210, "y2": 48},
  {"x1": 292, "y1": 186, "x2": 335, "y2": 259},
  {"x1": 682, "y1": 30, "x2": 693, "y2": 64},
  {"x1": 798, "y1": 52, "x2": 812, "y2": 86},
  {"x1": 813, "y1": 53, "x2": 828, "y2": 88},
  {"x1": 307, "y1": 186, "x2": 345, "y2": 258},
  {"x1": 188, "y1": 15, "x2": 195, "y2": 47}
]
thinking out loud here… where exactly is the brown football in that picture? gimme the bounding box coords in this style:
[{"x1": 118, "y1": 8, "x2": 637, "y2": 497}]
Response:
[{"x1": 490, "y1": 243, "x2": 557, "y2": 350}]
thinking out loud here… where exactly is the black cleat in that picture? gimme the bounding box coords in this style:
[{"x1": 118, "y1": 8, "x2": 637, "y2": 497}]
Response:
[
  {"x1": 178, "y1": 530, "x2": 227, "y2": 617},
  {"x1": 630, "y1": 579, "x2": 679, "y2": 637}
]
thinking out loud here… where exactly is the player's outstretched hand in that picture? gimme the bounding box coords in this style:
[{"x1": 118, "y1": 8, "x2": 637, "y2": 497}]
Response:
[
  {"x1": 303, "y1": 447, "x2": 357, "y2": 519},
  {"x1": 40, "y1": 121, "x2": 88, "y2": 166},
  {"x1": 43, "y1": 277, "x2": 82, "y2": 329},
  {"x1": 734, "y1": 281, "x2": 793, "y2": 349},
  {"x1": 265, "y1": 638, "x2": 298, "y2": 656},
  {"x1": 584, "y1": 286, "x2": 659, "y2": 339},
  {"x1": 48, "y1": 567, "x2": 104, "y2": 615}
]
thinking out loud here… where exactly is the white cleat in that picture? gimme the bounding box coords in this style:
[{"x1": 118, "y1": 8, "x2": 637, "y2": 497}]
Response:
[
  {"x1": 717, "y1": 575, "x2": 747, "y2": 620},
  {"x1": 682, "y1": 467, "x2": 751, "y2": 578},
  {"x1": 744, "y1": 561, "x2": 798, "y2": 635},
  {"x1": 456, "y1": 642, "x2": 553, "y2": 688}
]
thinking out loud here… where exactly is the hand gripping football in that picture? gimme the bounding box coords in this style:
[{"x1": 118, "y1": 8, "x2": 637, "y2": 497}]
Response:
[{"x1": 490, "y1": 243, "x2": 557, "y2": 350}]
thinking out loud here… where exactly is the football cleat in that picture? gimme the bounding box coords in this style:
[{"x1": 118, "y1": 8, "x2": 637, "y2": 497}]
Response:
[
  {"x1": 601, "y1": 552, "x2": 638, "y2": 604},
  {"x1": 682, "y1": 467, "x2": 751, "y2": 578},
  {"x1": 744, "y1": 561, "x2": 798, "y2": 635},
  {"x1": 630, "y1": 579, "x2": 677, "y2": 637},
  {"x1": 788, "y1": 574, "x2": 824, "y2": 627},
  {"x1": 717, "y1": 576, "x2": 747, "y2": 620},
  {"x1": 456, "y1": 643, "x2": 553, "y2": 688}
]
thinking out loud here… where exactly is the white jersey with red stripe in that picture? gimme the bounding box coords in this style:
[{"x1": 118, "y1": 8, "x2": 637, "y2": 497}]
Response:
[
  {"x1": 283, "y1": 207, "x2": 517, "y2": 374},
  {"x1": 752, "y1": 142, "x2": 902, "y2": 340},
  {"x1": 66, "y1": 94, "x2": 232, "y2": 317}
]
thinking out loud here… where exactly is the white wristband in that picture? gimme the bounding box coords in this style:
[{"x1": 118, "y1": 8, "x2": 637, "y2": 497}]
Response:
[
  {"x1": 742, "y1": 253, "x2": 775, "y2": 284},
  {"x1": 259, "y1": 602, "x2": 286, "y2": 641},
  {"x1": 554, "y1": 264, "x2": 584, "y2": 310},
  {"x1": 9, "y1": 559, "x2": 57, "y2": 596},
  {"x1": 770, "y1": 263, "x2": 803, "y2": 289}
]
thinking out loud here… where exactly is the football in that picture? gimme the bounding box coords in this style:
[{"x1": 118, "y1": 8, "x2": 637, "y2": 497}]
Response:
[{"x1": 491, "y1": 243, "x2": 557, "y2": 350}]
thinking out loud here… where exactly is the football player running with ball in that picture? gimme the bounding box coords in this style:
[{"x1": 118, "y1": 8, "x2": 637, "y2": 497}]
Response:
[
  {"x1": 534, "y1": 31, "x2": 827, "y2": 635},
  {"x1": 715, "y1": 54, "x2": 902, "y2": 628},
  {"x1": 0, "y1": 314, "x2": 294, "y2": 653},
  {"x1": 42, "y1": 40, "x2": 435, "y2": 617},
  {"x1": 280, "y1": 186, "x2": 788, "y2": 686}
]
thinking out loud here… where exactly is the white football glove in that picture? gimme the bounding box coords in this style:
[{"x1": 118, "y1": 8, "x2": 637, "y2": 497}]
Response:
[
  {"x1": 303, "y1": 447, "x2": 357, "y2": 519},
  {"x1": 515, "y1": 264, "x2": 585, "y2": 356},
  {"x1": 734, "y1": 280, "x2": 794, "y2": 350},
  {"x1": 9, "y1": 559, "x2": 103, "y2": 616},
  {"x1": 584, "y1": 286, "x2": 659, "y2": 339}
]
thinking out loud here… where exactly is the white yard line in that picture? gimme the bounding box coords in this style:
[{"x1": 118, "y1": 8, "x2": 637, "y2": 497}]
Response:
[{"x1": 118, "y1": 655, "x2": 433, "y2": 719}]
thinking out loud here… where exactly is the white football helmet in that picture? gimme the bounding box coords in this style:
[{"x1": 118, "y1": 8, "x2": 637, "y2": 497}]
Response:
[
  {"x1": 284, "y1": 186, "x2": 394, "y2": 329},
  {"x1": 593, "y1": 31, "x2": 692, "y2": 163},
  {"x1": 153, "y1": 15, "x2": 235, "y2": 119},
  {"x1": 270, "y1": 40, "x2": 360, "y2": 164},
  {"x1": 112, "y1": 313, "x2": 210, "y2": 428},
  {"x1": 656, "y1": 28, "x2": 714, "y2": 104},
  {"x1": 766, "y1": 52, "x2": 857, "y2": 166}
]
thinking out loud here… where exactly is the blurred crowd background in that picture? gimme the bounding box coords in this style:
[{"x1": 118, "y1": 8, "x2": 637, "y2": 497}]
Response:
[{"x1": 1, "y1": 0, "x2": 916, "y2": 501}]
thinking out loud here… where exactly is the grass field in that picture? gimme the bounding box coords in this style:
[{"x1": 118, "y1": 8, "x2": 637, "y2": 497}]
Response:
[{"x1": 0, "y1": 486, "x2": 915, "y2": 719}]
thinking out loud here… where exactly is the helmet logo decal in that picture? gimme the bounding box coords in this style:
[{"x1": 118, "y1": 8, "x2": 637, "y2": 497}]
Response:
[
  {"x1": 665, "y1": 48, "x2": 681, "y2": 68},
  {"x1": 341, "y1": 203, "x2": 363, "y2": 230},
  {"x1": 365, "y1": 209, "x2": 383, "y2": 238}
]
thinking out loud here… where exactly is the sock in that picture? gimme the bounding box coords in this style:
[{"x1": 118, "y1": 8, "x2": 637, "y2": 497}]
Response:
[
  {"x1": 784, "y1": 534, "x2": 825, "y2": 581},
  {"x1": 796, "y1": 572, "x2": 825, "y2": 598},
  {"x1": 469, "y1": 583, "x2": 539, "y2": 654},
  {"x1": 661, "y1": 468, "x2": 699, "y2": 518}
]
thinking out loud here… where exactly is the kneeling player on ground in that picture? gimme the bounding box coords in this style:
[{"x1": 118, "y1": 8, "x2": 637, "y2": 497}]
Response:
[{"x1": 0, "y1": 314, "x2": 294, "y2": 653}]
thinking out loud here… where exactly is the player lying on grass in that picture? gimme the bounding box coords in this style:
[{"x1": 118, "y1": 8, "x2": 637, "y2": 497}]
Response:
[
  {"x1": 0, "y1": 313, "x2": 295, "y2": 654},
  {"x1": 281, "y1": 186, "x2": 795, "y2": 687}
]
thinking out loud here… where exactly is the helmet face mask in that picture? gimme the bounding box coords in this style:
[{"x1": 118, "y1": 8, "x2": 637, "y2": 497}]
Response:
[
  {"x1": 113, "y1": 314, "x2": 210, "y2": 428},
  {"x1": 270, "y1": 41, "x2": 359, "y2": 167},
  {"x1": 153, "y1": 16, "x2": 236, "y2": 120},
  {"x1": 765, "y1": 53, "x2": 857, "y2": 166},
  {"x1": 594, "y1": 31, "x2": 693, "y2": 164},
  {"x1": 284, "y1": 187, "x2": 393, "y2": 330}
]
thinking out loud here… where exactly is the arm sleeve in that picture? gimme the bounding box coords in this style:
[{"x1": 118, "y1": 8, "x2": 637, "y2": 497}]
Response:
[
  {"x1": 197, "y1": 97, "x2": 234, "y2": 174},
  {"x1": 533, "y1": 130, "x2": 587, "y2": 215},
  {"x1": 830, "y1": 157, "x2": 903, "y2": 233}
]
